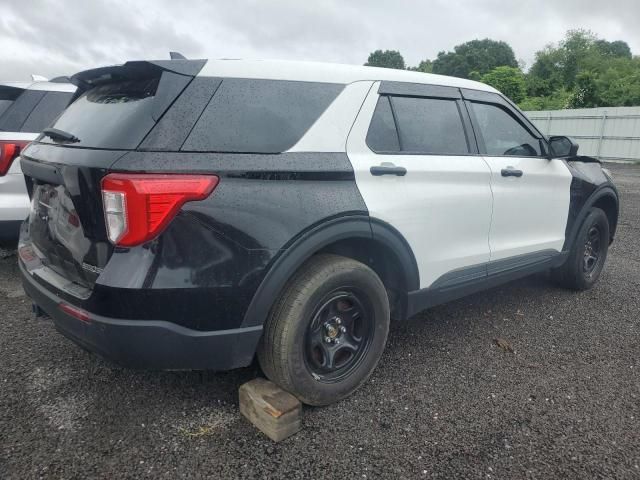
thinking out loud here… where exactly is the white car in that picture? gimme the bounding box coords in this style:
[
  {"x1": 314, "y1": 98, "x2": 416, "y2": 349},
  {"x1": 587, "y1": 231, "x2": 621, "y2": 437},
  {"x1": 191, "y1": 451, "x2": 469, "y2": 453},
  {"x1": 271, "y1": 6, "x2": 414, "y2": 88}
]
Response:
[{"x1": 0, "y1": 77, "x2": 76, "y2": 242}]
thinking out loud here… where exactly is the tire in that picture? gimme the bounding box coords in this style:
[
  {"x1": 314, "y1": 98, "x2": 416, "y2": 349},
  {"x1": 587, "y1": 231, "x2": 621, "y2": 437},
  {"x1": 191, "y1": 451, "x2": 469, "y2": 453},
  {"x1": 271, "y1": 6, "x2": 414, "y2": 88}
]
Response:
[
  {"x1": 552, "y1": 207, "x2": 610, "y2": 290},
  {"x1": 257, "y1": 254, "x2": 390, "y2": 406}
]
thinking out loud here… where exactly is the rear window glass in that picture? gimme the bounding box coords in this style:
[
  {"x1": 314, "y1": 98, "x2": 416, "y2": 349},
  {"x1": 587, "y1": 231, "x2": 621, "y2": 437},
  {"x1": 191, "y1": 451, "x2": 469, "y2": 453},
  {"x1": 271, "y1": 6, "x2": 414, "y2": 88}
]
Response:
[
  {"x1": 21, "y1": 91, "x2": 73, "y2": 132},
  {"x1": 41, "y1": 78, "x2": 160, "y2": 149},
  {"x1": 182, "y1": 79, "x2": 343, "y2": 153}
]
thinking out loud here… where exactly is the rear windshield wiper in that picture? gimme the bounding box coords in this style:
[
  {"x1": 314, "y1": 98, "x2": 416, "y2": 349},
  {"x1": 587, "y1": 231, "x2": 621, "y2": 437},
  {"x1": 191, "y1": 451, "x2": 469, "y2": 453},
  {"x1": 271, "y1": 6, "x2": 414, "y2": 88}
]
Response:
[{"x1": 42, "y1": 128, "x2": 80, "y2": 143}]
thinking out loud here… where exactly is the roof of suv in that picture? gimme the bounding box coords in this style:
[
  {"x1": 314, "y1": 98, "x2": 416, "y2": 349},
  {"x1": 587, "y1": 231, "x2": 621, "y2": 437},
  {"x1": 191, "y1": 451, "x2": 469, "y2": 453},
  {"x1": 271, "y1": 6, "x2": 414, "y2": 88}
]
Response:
[{"x1": 197, "y1": 59, "x2": 499, "y2": 93}]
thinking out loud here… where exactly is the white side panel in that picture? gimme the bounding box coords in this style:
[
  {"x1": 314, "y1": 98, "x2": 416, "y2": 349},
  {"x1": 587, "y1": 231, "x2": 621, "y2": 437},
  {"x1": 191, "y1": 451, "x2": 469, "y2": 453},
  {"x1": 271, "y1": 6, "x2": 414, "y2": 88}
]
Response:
[
  {"x1": 0, "y1": 132, "x2": 38, "y2": 142},
  {"x1": 0, "y1": 170, "x2": 29, "y2": 222},
  {"x1": 0, "y1": 133, "x2": 36, "y2": 222},
  {"x1": 483, "y1": 157, "x2": 572, "y2": 261},
  {"x1": 346, "y1": 83, "x2": 493, "y2": 289},
  {"x1": 288, "y1": 81, "x2": 374, "y2": 153}
]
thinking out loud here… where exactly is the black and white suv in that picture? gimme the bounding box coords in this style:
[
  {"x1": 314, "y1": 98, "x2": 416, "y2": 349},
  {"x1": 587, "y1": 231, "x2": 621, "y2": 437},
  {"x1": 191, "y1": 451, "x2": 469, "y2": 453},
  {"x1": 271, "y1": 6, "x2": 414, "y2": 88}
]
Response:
[
  {"x1": 0, "y1": 78, "x2": 76, "y2": 241},
  {"x1": 18, "y1": 59, "x2": 619, "y2": 406}
]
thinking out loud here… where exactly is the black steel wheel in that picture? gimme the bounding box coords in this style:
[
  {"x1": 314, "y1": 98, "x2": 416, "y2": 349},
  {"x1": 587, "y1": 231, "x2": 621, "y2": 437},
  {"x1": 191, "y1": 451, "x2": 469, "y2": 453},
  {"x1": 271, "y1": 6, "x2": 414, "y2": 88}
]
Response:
[
  {"x1": 583, "y1": 225, "x2": 602, "y2": 277},
  {"x1": 304, "y1": 289, "x2": 374, "y2": 383},
  {"x1": 552, "y1": 207, "x2": 609, "y2": 290},
  {"x1": 257, "y1": 254, "x2": 390, "y2": 406}
]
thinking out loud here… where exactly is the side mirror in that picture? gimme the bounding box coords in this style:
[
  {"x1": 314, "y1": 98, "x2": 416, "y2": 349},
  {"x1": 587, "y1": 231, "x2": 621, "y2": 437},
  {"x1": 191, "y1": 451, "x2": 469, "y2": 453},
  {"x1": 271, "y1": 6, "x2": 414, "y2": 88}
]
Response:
[{"x1": 548, "y1": 136, "x2": 579, "y2": 158}]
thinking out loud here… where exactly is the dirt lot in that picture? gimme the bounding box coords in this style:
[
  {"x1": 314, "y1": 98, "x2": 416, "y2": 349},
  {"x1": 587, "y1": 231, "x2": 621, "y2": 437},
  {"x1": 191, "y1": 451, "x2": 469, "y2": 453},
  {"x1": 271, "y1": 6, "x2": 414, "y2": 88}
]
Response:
[{"x1": 0, "y1": 163, "x2": 638, "y2": 479}]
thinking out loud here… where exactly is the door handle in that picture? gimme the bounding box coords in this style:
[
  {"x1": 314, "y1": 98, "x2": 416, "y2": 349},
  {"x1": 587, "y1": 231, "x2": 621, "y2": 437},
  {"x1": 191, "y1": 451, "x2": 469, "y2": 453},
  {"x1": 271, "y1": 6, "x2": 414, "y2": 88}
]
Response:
[
  {"x1": 370, "y1": 162, "x2": 407, "y2": 177},
  {"x1": 501, "y1": 167, "x2": 523, "y2": 178}
]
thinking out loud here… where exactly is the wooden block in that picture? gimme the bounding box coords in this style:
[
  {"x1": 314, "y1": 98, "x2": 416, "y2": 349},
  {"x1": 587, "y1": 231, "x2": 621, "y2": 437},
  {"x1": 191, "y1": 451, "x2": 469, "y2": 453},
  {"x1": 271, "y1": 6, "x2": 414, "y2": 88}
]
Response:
[{"x1": 239, "y1": 378, "x2": 302, "y2": 442}]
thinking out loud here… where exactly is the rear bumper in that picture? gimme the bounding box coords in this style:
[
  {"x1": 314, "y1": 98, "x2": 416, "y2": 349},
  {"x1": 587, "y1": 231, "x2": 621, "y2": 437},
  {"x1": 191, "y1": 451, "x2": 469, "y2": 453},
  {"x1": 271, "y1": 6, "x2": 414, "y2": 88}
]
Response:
[{"x1": 20, "y1": 260, "x2": 263, "y2": 370}]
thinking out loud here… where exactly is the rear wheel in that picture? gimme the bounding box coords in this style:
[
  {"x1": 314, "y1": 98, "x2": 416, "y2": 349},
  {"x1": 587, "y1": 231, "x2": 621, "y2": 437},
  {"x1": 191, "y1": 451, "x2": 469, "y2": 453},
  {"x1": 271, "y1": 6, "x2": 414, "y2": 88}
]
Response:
[
  {"x1": 257, "y1": 254, "x2": 390, "y2": 406},
  {"x1": 553, "y1": 207, "x2": 609, "y2": 290}
]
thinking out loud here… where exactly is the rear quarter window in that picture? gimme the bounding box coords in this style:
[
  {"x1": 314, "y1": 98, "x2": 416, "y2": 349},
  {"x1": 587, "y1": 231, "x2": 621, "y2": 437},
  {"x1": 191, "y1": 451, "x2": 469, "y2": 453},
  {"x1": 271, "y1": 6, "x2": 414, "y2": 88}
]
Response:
[
  {"x1": 0, "y1": 100, "x2": 13, "y2": 117},
  {"x1": 21, "y1": 91, "x2": 73, "y2": 133},
  {"x1": 0, "y1": 86, "x2": 26, "y2": 125},
  {"x1": 181, "y1": 79, "x2": 344, "y2": 153},
  {"x1": 0, "y1": 90, "x2": 45, "y2": 132}
]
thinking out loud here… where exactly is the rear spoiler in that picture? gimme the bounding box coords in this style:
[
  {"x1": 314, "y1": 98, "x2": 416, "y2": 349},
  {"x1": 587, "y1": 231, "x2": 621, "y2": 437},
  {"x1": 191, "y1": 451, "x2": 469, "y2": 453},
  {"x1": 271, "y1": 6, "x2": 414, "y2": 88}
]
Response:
[
  {"x1": 69, "y1": 59, "x2": 207, "y2": 102},
  {"x1": 68, "y1": 59, "x2": 207, "y2": 122}
]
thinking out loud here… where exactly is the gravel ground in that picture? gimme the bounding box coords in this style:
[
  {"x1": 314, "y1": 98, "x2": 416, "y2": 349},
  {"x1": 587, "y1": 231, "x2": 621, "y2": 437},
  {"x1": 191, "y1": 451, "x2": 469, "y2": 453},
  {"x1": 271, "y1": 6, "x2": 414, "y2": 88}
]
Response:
[{"x1": 1, "y1": 162, "x2": 639, "y2": 479}]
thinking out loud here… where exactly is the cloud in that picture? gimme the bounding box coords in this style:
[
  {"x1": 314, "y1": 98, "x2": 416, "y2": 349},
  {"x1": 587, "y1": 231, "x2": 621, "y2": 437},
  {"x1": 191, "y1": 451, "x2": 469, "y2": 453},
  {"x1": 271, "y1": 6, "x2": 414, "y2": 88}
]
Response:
[{"x1": 1, "y1": 0, "x2": 638, "y2": 80}]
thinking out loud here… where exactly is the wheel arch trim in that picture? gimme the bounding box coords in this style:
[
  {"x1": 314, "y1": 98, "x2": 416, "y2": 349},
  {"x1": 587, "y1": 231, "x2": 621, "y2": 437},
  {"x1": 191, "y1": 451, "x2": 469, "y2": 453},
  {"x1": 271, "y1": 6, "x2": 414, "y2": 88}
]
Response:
[
  {"x1": 241, "y1": 215, "x2": 419, "y2": 327},
  {"x1": 564, "y1": 185, "x2": 619, "y2": 251}
]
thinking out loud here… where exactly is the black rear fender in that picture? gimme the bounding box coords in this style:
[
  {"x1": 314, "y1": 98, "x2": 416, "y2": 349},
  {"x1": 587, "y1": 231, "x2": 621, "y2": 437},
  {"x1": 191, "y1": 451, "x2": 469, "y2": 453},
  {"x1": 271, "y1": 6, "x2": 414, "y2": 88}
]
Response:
[{"x1": 241, "y1": 216, "x2": 419, "y2": 328}]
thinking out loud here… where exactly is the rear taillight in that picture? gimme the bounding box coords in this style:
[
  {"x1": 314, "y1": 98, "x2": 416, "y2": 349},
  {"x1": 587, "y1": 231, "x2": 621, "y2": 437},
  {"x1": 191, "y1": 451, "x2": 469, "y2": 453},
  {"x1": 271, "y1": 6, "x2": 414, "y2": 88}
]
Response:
[
  {"x1": 0, "y1": 140, "x2": 29, "y2": 176},
  {"x1": 101, "y1": 173, "x2": 219, "y2": 247}
]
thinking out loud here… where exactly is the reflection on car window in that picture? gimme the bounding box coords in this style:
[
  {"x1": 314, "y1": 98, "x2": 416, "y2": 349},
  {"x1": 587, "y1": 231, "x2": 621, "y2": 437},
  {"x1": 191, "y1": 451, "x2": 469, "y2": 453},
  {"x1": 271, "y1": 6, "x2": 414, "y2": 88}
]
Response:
[
  {"x1": 391, "y1": 96, "x2": 469, "y2": 155},
  {"x1": 366, "y1": 96, "x2": 400, "y2": 152},
  {"x1": 471, "y1": 102, "x2": 541, "y2": 157},
  {"x1": 45, "y1": 78, "x2": 160, "y2": 149}
]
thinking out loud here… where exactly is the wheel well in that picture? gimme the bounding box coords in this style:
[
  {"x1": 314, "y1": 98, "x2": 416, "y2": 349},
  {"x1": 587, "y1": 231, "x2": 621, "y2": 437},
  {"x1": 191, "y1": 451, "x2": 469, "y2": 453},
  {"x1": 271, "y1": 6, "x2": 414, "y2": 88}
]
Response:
[
  {"x1": 592, "y1": 194, "x2": 618, "y2": 240},
  {"x1": 316, "y1": 238, "x2": 409, "y2": 320}
]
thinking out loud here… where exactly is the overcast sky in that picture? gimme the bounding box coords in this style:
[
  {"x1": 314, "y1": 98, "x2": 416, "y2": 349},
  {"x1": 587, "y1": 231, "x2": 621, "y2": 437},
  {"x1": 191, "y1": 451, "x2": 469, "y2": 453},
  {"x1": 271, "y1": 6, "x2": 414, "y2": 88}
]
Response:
[{"x1": 1, "y1": 0, "x2": 639, "y2": 81}]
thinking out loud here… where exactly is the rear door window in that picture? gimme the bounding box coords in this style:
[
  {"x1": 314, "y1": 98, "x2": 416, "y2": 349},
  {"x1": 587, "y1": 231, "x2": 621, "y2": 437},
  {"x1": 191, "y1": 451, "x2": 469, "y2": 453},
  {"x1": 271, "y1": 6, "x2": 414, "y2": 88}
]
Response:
[
  {"x1": 366, "y1": 95, "x2": 470, "y2": 155},
  {"x1": 21, "y1": 91, "x2": 73, "y2": 133},
  {"x1": 391, "y1": 96, "x2": 469, "y2": 155},
  {"x1": 182, "y1": 79, "x2": 343, "y2": 153}
]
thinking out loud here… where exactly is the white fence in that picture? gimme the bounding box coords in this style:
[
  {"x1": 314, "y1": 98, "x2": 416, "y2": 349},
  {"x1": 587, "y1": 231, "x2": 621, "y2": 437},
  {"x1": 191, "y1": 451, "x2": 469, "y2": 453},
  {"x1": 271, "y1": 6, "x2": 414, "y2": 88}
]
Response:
[{"x1": 525, "y1": 106, "x2": 640, "y2": 162}]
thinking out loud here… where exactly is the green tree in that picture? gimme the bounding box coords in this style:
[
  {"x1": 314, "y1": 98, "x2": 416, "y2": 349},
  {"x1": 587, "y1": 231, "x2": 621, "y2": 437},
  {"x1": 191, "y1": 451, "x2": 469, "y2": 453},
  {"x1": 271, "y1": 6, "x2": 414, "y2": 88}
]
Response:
[
  {"x1": 568, "y1": 71, "x2": 601, "y2": 108},
  {"x1": 519, "y1": 89, "x2": 572, "y2": 111},
  {"x1": 431, "y1": 39, "x2": 518, "y2": 79},
  {"x1": 597, "y1": 57, "x2": 640, "y2": 106},
  {"x1": 481, "y1": 66, "x2": 526, "y2": 103},
  {"x1": 560, "y1": 29, "x2": 597, "y2": 88},
  {"x1": 408, "y1": 60, "x2": 433, "y2": 73},
  {"x1": 525, "y1": 30, "x2": 640, "y2": 109},
  {"x1": 594, "y1": 39, "x2": 632, "y2": 59},
  {"x1": 468, "y1": 71, "x2": 482, "y2": 81},
  {"x1": 365, "y1": 50, "x2": 405, "y2": 70},
  {"x1": 526, "y1": 46, "x2": 565, "y2": 97}
]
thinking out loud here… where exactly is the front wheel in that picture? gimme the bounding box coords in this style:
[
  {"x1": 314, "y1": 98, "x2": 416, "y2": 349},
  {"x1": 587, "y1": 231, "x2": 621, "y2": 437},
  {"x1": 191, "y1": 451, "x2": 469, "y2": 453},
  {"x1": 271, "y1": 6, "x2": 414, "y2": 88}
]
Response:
[
  {"x1": 552, "y1": 207, "x2": 610, "y2": 290},
  {"x1": 257, "y1": 254, "x2": 390, "y2": 406}
]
